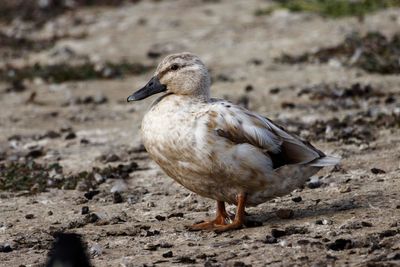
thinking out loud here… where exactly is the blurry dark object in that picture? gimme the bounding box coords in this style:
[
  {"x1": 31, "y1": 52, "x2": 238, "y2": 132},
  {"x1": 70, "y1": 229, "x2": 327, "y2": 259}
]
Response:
[
  {"x1": 277, "y1": 32, "x2": 400, "y2": 74},
  {"x1": 5, "y1": 80, "x2": 26, "y2": 93},
  {"x1": 46, "y1": 232, "x2": 91, "y2": 267},
  {"x1": 0, "y1": 0, "x2": 141, "y2": 25}
]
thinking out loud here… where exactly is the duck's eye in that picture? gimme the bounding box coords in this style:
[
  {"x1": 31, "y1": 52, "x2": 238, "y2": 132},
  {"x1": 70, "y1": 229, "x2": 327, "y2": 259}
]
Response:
[{"x1": 170, "y1": 64, "x2": 179, "y2": 71}]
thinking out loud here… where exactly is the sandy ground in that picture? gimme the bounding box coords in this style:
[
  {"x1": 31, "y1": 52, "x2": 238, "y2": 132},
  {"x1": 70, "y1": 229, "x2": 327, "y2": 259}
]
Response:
[{"x1": 0, "y1": 0, "x2": 400, "y2": 266}]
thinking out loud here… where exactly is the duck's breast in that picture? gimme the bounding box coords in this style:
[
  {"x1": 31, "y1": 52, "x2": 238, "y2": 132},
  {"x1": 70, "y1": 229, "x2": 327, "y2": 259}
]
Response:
[{"x1": 141, "y1": 96, "x2": 213, "y2": 185}]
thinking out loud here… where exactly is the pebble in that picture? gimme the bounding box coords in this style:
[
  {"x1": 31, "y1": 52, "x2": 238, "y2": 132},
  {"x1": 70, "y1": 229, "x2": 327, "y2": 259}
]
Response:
[
  {"x1": 275, "y1": 209, "x2": 294, "y2": 219},
  {"x1": 85, "y1": 213, "x2": 100, "y2": 224},
  {"x1": 291, "y1": 196, "x2": 302, "y2": 203},
  {"x1": 65, "y1": 132, "x2": 77, "y2": 140},
  {"x1": 159, "y1": 242, "x2": 173, "y2": 248},
  {"x1": 371, "y1": 168, "x2": 386, "y2": 174},
  {"x1": 271, "y1": 229, "x2": 286, "y2": 238},
  {"x1": 155, "y1": 215, "x2": 166, "y2": 221},
  {"x1": 25, "y1": 214, "x2": 34, "y2": 219},
  {"x1": 113, "y1": 192, "x2": 123, "y2": 204},
  {"x1": 90, "y1": 243, "x2": 103, "y2": 256},
  {"x1": 81, "y1": 206, "x2": 89, "y2": 215},
  {"x1": 173, "y1": 256, "x2": 196, "y2": 264},
  {"x1": 162, "y1": 251, "x2": 173, "y2": 258},
  {"x1": 307, "y1": 177, "x2": 322, "y2": 189},
  {"x1": 327, "y1": 239, "x2": 353, "y2": 251},
  {"x1": 0, "y1": 243, "x2": 13, "y2": 253},
  {"x1": 80, "y1": 138, "x2": 90, "y2": 144},
  {"x1": 26, "y1": 148, "x2": 44, "y2": 158},
  {"x1": 84, "y1": 190, "x2": 100, "y2": 200},
  {"x1": 263, "y1": 235, "x2": 278, "y2": 244},
  {"x1": 315, "y1": 219, "x2": 333, "y2": 225},
  {"x1": 48, "y1": 211, "x2": 53, "y2": 216},
  {"x1": 110, "y1": 180, "x2": 128, "y2": 193},
  {"x1": 94, "y1": 173, "x2": 104, "y2": 183}
]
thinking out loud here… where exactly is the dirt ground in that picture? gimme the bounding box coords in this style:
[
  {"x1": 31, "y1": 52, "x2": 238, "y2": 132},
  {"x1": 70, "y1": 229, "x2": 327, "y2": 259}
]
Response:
[{"x1": 0, "y1": 0, "x2": 400, "y2": 266}]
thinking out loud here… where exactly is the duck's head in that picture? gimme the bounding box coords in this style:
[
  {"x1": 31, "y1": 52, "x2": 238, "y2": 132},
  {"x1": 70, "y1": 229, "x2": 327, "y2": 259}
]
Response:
[{"x1": 127, "y1": 52, "x2": 211, "y2": 102}]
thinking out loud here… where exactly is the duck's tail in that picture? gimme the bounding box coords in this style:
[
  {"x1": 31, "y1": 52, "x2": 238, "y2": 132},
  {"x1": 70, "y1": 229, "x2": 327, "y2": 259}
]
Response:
[{"x1": 308, "y1": 156, "x2": 341, "y2": 167}]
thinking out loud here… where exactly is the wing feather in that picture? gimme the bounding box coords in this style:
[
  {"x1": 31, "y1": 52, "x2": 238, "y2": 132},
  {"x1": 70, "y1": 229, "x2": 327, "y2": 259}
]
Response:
[{"x1": 209, "y1": 100, "x2": 325, "y2": 167}]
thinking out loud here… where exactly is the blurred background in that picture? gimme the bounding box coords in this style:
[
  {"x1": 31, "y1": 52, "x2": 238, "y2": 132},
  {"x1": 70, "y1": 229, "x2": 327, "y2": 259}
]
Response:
[{"x1": 0, "y1": 1, "x2": 399, "y2": 266}]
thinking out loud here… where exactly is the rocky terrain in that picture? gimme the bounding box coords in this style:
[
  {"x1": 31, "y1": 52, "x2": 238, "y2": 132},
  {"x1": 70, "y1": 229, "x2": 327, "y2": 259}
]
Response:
[{"x1": 0, "y1": 0, "x2": 399, "y2": 266}]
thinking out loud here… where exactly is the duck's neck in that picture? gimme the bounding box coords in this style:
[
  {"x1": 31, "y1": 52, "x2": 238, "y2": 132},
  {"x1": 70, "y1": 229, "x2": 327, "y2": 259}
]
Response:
[{"x1": 190, "y1": 86, "x2": 211, "y2": 102}]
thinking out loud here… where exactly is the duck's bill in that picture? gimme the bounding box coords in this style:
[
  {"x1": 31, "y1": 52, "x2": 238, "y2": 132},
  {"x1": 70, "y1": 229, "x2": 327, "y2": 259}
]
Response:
[{"x1": 127, "y1": 76, "x2": 167, "y2": 102}]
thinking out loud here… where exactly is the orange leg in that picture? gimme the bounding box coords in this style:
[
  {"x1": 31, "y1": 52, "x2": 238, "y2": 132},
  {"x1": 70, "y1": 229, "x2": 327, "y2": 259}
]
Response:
[
  {"x1": 189, "y1": 201, "x2": 229, "y2": 231},
  {"x1": 213, "y1": 193, "x2": 246, "y2": 233},
  {"x1": 189, "y1": 193, "x2": 247, "y2": 232}
]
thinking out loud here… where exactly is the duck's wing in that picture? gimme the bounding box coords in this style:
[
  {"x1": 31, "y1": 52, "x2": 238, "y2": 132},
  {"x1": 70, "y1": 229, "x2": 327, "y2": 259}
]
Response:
[{"x1": 208, "y1": 100, "x2": 338, "y2": 169}]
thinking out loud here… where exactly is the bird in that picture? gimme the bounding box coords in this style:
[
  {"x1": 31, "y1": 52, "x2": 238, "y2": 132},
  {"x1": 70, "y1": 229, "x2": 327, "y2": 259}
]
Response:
[{"x1": 127, "y1": 52, "x2": 340, "y2": 232}]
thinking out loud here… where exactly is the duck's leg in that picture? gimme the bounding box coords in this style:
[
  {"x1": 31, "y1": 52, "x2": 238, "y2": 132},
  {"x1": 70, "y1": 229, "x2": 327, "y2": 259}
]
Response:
[
  {"x1": 189, "y1": 201, "x2": 229, "y2": 231},
  {"x1": 213, "y1": 193, "x2": 246, "y2": 233}
]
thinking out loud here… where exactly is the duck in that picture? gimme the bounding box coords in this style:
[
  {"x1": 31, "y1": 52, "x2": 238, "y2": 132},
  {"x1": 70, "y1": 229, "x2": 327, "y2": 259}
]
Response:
[{"x1": 127, "y1": 52, "x2": 340, "y2": 232}]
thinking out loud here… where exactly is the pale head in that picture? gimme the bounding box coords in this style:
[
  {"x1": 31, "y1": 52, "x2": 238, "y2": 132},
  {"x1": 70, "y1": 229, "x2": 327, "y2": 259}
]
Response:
[{"x1": 127, "y1": 52, "x2": 211, "y2": 102}]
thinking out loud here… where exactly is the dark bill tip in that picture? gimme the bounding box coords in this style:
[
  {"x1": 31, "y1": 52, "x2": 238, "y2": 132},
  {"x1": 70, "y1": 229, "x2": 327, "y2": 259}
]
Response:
[{"x1": 127, "y1": 76, "x2": 167, "y2": 102}]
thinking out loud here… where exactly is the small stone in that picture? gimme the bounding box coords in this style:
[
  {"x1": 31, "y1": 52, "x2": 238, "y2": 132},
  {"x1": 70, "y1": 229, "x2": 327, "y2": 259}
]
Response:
[
  {"x1": 162, "y1": 251, "x2": 173, "y2": 258},
  {"x1": 48, "y1": 211, "x2": 53, "y2": 216},
  {"x1": 173, "y1": 256, "x2": 196, "y2": 264},
  {"x1": 90, "y1": 243, "x2": 103, "y2": 256},
  {"x1": 159, "y1": 242, "x2": 173, "y2": 248},
  {"x1": 113, "y1": 192, "x2": 123, "y2": 204},
  {"x1": 25, "y1": 214, "x2": 34, "y2": 219},
  {"x1": 144, "y1": 244, "x2": 159, "y2": 251},
  {"x1": 85, "y1": 213, "x2": 100, "y2": 224},
  {"x1": 84, "y1": 190, "x2": 100, "y2": 200},
  {"x1": 327, "y1": 239, "x2": 353, "y2": 251},
  {"x1": 110, "y1": 180, "x2": 128, "y2": 193},
  {"x1": 379, "y1": 229, "x2": 397, "y2": 238},
  {"x1": 322, "y1": 219, "x2": 333, "y2": 225},
  {"x1": 275, "y1": 209, "x2": 294, "y2": 219},
  {"x1": 263, "y1": 235, "x2": 278, "y2": 244},
  {"x1": 94, "y1": 173, "x2": 104, "y2": 183},
  {"x1": 281, "y1": 102, "x2": 295, "y2": 109},
  {"x1": 371, "y1": 168, "x2": 386, "y2": 174},
  {"x1": 65, "y1": 132, "x2": 77, "y2": 140},
  {"x1": 155, "y1": 215, "x2": 166, "y2": 221},
  {"x1": 0, "y1": 243, "x2": 13, "y2": 253},
  {"x1": 80, "y1": 138, "x2": 90, "y2": 144},
  {"x1": 308, "y1": 181, "x2": 322, "y2": 189},
  {"x1": 233, "y1": 262, "x2": 249, "y2": 267},
  {"x1": 291, "y1": 196, "x2": 302, "y2": 203},
  {"x1": 271, "y1": 229, "x2": 286, "y2": 238},
  {"x1": 81, "y1": 206, "x2": 89, "y2": 215},
  {"x1": 244, "y1": 85, "x2": 253, "y2": 92},
  {"x1": 297, "y1": 239, "x2": 310, "y2": 245},
  {"x1": 26, "y1": 148, "x2": 44, "y2": 158},
  {"x1": 269, "y1": 88, "x2": 280, "y2": 94}
]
